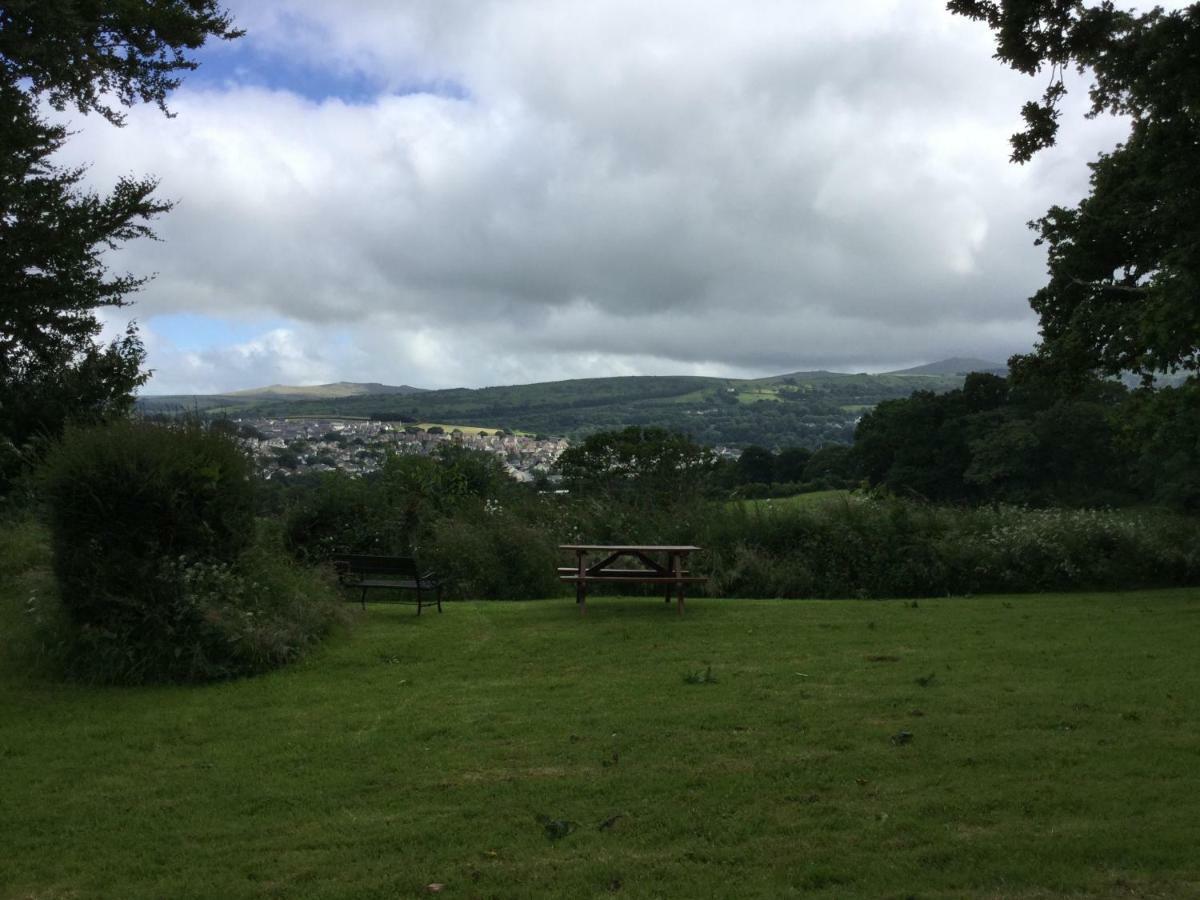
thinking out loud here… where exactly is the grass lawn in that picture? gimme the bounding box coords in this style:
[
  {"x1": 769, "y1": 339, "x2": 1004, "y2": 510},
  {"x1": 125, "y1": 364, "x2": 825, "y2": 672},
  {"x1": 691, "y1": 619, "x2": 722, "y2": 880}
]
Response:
[
  {"x1": 732, "y1": 489, "x2": 852, "y2": 511},
  {"x1": 3, "y1": 561, "x2": 1199, "y2": 897}
]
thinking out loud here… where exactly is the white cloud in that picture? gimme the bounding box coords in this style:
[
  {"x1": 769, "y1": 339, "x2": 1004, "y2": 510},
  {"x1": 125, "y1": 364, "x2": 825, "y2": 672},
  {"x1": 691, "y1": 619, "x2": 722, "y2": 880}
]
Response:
[{"x1": 59, "y1": 0, "x2": 1141, "y2": 392}]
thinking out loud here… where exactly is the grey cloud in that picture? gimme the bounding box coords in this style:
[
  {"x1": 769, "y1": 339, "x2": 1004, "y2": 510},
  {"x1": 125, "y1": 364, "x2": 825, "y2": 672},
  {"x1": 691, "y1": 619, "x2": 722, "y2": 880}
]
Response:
[{"x1": 57, "y1": 0, "x2": 1133, "y2": 392}]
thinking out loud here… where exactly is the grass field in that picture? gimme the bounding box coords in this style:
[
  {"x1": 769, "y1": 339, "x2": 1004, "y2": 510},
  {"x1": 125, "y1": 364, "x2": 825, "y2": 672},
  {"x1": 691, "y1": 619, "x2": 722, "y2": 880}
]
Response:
[
  {"x1": 414, "y1": 423, "x2": 531, "y2": 436},
  {"x1": 732, "y1": 489, "x2": 851, "y2": 511},
  {"x1": 3, "y1": 545, "x2": 1199, "y2": 898}
]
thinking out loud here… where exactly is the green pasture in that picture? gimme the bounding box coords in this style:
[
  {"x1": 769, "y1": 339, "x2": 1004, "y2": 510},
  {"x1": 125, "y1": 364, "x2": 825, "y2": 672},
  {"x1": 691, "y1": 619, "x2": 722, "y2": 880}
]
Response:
[
  {"x1": 413, "y1": 423, "x2": 532, "y2": 437},
  {"x1": 3, "y1": 538, "x2": 1198, "y2": 899},
  {"x1": 731, "y1": 489, "x2": 851, "y2": 511},
  {"x1": 735, "y1": 389, "x2": 783, "y2": 404}
]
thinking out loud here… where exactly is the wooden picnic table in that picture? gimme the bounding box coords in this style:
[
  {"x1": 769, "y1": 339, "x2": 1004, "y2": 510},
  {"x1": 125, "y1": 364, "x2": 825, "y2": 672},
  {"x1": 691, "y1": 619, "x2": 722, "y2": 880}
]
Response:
[{"x1": 558, "y1": 544, "x2": 706, "y2": 616}]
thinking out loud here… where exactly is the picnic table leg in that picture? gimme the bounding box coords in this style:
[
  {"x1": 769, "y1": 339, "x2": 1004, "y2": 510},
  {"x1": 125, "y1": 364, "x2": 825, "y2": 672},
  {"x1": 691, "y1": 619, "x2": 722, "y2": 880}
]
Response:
[
  {"x1": 674, "y1": 553, "x2": 686, "y2": 616},
  {"x1": 577, "y1": 551, "x2": 587, "y2": 616}
]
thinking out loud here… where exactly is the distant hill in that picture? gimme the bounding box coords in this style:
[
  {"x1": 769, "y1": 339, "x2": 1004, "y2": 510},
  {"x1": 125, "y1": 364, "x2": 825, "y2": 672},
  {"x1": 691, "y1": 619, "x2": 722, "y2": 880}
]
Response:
[
  {"x1": 886, "y1": 357, "x2": 1007, "y2": 376},
  {"x1": 226, "y1": 381, "x2": 425, "y2": 400},
  {"x1": 145, "y1": 369, "x2": 975, "y2": 449},
  {"x1": 137, "y1": 381, "x2": 425, "y2": 415}
]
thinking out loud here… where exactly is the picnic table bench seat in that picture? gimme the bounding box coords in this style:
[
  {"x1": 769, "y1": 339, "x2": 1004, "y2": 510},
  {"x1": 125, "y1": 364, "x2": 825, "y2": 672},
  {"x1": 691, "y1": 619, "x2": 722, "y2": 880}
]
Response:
[
  {"x1": 331, "y1": 554, "x2": 442, "y2": 614},
  {"x1": 557, "y1": 567, "x2": 707, "y2": 584}
]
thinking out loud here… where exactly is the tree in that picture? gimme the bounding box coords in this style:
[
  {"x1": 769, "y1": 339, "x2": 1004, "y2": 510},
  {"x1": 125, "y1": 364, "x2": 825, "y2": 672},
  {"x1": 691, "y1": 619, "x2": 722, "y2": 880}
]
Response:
[
  {"x1": 0, "y1": 1, "x2": 241, "y2": 493},
  {"x1": 802, "y1": 445, "x2": 857, "y2": 490},
  {"x1": 774, "y1": 446, "x2": 812, "y2": 483},
  {"x1": 736, "y1": 445, "x2": 776, "y2": 485},
  {"x1": 555, "y1": 427, "x2": 718, "y2": 502},
  {"x1": 948, "y1": 1, "x2": 1200, "y2": 381}
]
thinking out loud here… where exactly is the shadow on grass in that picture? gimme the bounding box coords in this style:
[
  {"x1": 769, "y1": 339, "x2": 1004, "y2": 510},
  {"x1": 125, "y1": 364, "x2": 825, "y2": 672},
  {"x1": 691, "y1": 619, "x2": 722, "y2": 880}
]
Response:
[
  {"x1": 349, "y1": 603, "x2": 444, "y2": 625},
  {"x1": 542, "y1": 597, "x2": 713, "y2": 622}
]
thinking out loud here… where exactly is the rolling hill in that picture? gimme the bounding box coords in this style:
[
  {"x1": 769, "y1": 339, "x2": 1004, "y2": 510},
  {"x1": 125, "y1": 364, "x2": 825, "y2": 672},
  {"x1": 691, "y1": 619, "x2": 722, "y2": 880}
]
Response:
[
  {"x1": 138, "y1": 362, "x2": 976, "y2": 449},
  {"x1": 885, "y1": 357, "x2": 1007, "y2": 376},
  {"x1": 136, "y1": 381, "x2": 425, "y2": 415},
  {"x1": 226, "y1": 381, "x2": 425, "y2": 399}
]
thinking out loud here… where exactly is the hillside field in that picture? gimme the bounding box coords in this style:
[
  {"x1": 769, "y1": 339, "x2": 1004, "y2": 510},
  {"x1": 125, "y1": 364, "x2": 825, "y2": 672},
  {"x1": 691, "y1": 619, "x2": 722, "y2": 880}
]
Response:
[{"x1": 3, "y1": 543, "x2": 1198, "y2": 899}]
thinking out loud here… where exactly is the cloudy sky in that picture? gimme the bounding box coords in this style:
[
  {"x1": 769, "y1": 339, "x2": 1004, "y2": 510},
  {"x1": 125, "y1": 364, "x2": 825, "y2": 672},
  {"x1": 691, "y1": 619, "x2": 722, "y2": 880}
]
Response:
[{"x1": 61, "y1": 0, "x2": 1143, "y2": 394}]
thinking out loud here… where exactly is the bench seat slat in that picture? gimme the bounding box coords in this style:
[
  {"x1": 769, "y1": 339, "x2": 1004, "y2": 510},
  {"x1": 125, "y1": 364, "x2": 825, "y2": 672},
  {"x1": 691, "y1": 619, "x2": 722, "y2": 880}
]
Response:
[
  {"x1": 554, "y1": 571, "x2": 696, "y2": 578},
  {"x1": 559, "y1": 575, "x2": 708, "y2": 584}
]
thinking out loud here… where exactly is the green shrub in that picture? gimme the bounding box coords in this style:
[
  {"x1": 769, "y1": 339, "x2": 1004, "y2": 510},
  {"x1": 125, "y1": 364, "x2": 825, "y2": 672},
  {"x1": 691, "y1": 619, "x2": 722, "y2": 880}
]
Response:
[
  {"x1": 283, "y1": 471, "x2": 386, "y2": 562},
  {"x1": 426, "y1": 503, "x2": 564, "y2": 600},
  {"x1": 39, "y1": 420, "x2": 342, "y2": 683},
  {"x1": 282, "y1": 450, "x2": 520, "y2": 565}
]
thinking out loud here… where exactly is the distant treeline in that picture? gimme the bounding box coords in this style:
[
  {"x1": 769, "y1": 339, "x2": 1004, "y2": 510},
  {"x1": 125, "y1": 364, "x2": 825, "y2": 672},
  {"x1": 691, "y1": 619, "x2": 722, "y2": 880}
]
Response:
[{"x1": 854, "y1": 370, "x2": 1200, "y2": 510}]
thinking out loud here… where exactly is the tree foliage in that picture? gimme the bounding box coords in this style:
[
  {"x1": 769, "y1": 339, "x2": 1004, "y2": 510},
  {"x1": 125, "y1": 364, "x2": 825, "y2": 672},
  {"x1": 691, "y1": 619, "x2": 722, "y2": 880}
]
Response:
[
  {"x1": 949, "y1": 1, "x2": 1200, "y2": 380},
  {"x1": 0, "y1": 1, "x2": 240, "y2": 496},
  {"x1": 851, "y1": 366, "x2": 1200, "y2": 508},
  {"x1": 0, "y1": 0, "x2": 242, "y2": 124},
  {"x1": 555, "y1": 427, "x2": 718, "y2": 502},
  {"x1": 0, "y1": 79, "x2": 162, "y2": 469}
]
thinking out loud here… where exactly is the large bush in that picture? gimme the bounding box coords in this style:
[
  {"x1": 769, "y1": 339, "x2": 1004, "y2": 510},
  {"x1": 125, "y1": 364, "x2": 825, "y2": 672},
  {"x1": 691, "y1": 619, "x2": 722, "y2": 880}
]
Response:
[
  {"x1": 284, "y1": 448, "x2": 518, "y2": 563},
  {"x1": 40, "y1": 420, "x2": 341, "y2": 683},
  {"x1": 426, "y1": 502, "x2": 564, "y2": 600},
  {"x1": 283, "y1": 471, "x2": 384, "y2": 562}
]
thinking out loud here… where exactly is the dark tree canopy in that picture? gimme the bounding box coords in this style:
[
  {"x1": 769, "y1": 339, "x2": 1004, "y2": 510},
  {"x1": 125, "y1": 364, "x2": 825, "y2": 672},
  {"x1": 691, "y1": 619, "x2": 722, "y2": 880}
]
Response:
[
  {"x1": 0, "y1": 1, "x2": 240, "y2": 494},
  {"x1": 950, "y1": 1, "x2": 1200, "y2": 381},
  {"x1": 0, "y1": 79, "x2": 167, "y2": 384},
  {"x1": 0, "y1": 0, "x2": 242, "y2": 124},
  {"x1": 846, "y1": 369, "x2": 1200, "y2": 507},
  {"x1": 736, "y1": 445, "x2": 776, "y2": 485}
]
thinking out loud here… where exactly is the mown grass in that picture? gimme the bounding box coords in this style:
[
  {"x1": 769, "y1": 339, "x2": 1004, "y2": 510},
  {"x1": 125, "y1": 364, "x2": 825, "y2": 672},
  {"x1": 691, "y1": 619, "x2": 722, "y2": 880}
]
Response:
[{"x1": 2, "y1": 541, "x2": 1199, "y2": 898}]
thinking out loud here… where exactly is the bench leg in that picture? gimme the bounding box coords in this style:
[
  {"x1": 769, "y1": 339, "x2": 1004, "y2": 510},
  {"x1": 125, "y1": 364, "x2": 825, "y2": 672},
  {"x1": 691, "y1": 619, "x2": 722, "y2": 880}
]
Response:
[
  {"x1": 360, "y1": 587, "x2": 367, "y2": 610},
  {"x1": 435, "y1": 586, "x2": 443, "y2": 613},
  {"x1": 417, "y1": 587, "x2": 423, "y2": 616}
]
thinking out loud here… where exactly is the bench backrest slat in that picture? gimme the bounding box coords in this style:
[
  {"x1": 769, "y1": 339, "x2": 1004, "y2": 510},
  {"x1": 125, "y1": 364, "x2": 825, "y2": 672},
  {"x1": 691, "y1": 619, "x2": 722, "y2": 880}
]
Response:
[{"x1": 332, "y1": 554, "x2": 421, "y2": 578}]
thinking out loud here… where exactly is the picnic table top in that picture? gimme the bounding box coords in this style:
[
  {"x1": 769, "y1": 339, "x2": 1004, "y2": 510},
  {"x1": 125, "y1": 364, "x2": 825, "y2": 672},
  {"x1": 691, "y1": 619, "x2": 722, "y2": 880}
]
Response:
[{"x1": 559, "y1": 544, "x2": 701, "y2": 552}]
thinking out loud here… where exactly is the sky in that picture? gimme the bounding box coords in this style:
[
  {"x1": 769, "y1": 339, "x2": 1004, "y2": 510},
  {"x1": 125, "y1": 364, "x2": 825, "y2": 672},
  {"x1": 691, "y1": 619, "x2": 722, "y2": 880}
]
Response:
[{"x1": 58, "y1": 0, "x2": 1147, "y2": 394}]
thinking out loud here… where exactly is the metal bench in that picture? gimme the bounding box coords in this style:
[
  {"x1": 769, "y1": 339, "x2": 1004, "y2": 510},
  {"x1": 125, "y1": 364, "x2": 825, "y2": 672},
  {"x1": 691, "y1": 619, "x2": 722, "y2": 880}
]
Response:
[{"x1": 331, "y1": 554, "x2": 442, "y2": 614}]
